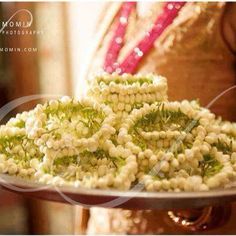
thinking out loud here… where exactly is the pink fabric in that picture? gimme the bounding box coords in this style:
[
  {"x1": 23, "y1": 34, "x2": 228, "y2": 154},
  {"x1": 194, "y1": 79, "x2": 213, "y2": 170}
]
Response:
[
  {"x1": 103, "y1": 2, "x2": 186, "y2": 74},
  {"x1": 103, "y1": 2, "x2": 136, "y2": 73}
]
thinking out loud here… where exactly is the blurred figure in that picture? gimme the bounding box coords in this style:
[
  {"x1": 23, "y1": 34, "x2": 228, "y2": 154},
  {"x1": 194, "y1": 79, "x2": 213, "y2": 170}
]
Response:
[{"x1": 75, "y1": 2, "x2": 236, "y2": 234}]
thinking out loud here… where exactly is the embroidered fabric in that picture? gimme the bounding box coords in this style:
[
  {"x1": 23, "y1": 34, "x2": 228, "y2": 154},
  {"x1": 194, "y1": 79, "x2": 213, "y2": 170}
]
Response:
[{"x1": 82, "y1": 2, "x2": 236, "y2": 234}]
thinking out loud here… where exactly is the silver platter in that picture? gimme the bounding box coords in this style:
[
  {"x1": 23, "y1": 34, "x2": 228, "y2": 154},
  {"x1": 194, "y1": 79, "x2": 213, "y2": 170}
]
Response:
[{"x1": 1, "y1": 174, "x2": 236, "y2": 209}]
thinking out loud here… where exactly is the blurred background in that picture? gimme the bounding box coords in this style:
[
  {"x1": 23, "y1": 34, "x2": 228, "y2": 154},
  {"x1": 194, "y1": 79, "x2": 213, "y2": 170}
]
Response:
[{"x1": 0, "y1": 2, "x2": 105, "y2": 234}]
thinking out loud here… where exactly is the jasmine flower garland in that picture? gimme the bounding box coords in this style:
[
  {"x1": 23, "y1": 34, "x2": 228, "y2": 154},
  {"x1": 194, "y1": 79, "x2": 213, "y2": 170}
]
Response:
[{"x1": 0, "y1": 73, "x2": 235, "y2": 192}]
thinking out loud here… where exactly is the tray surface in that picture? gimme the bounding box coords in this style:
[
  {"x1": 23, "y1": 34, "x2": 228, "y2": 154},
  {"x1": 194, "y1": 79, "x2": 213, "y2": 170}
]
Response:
[{"x1": 1, "y1": 174, "x2": 236, "y2": 209}]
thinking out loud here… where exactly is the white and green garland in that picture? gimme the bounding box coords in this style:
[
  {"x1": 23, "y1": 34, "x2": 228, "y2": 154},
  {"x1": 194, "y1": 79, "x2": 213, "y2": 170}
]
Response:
[{"x1": 0, "y1": 73, "x2": 235, "y2": 192}]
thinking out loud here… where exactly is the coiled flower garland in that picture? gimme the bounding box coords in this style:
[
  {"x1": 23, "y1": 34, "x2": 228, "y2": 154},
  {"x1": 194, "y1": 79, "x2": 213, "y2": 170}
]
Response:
[
  {"x1": 88, "y1": 73, "x2": 167, "y2": 120},
  {"x1": 0, "y1": 73, "x2": 235, "y2": 192}
]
